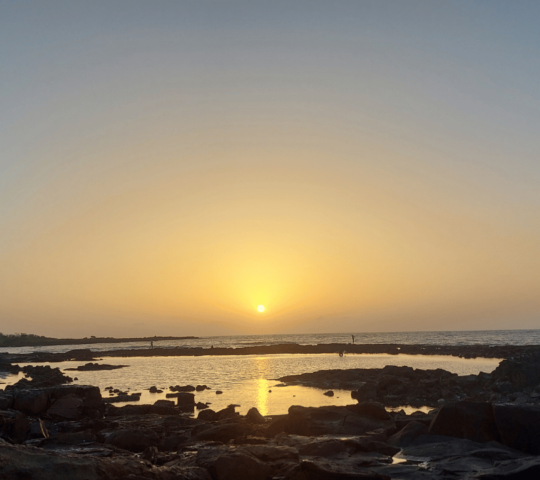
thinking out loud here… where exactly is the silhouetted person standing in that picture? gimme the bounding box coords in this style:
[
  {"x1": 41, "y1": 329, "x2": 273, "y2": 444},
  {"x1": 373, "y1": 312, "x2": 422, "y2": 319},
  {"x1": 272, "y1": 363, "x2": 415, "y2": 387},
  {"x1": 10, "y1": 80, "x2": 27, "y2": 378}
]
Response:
[
  {"x1": 150, "y1": 340, "x2": 153, "y2": 349},
  {"x1": 351, "y1": 335, "x2": 355, "y2": 344}
]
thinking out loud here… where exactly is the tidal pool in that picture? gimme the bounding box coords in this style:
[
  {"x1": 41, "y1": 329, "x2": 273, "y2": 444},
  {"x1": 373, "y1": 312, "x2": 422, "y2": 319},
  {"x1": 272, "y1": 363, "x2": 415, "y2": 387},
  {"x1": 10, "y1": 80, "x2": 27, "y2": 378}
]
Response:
[{"x1": 5, "y1": 353, "x2": 501, "y2": 416}]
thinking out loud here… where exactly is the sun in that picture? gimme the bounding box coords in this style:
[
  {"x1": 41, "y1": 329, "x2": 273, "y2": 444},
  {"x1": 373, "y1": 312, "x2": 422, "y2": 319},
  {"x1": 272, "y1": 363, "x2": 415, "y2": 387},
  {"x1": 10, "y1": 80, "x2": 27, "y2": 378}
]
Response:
[{"x1": 257, "y1": 305, "x2": 265, "y2": 313}]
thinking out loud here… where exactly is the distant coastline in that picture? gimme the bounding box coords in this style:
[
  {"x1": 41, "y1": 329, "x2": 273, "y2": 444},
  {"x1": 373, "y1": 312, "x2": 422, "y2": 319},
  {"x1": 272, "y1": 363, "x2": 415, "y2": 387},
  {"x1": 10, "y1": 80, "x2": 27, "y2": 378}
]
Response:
[{"x1": 0, "y1": 333, "x2": 198, "y2": 348}]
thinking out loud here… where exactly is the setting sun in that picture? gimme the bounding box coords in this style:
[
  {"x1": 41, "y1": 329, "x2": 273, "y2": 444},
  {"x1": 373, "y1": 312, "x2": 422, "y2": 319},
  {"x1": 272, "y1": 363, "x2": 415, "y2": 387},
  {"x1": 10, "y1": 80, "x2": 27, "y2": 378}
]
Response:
[{"x1": 257, "y1": 305, "x2": 265, "y2": 313}]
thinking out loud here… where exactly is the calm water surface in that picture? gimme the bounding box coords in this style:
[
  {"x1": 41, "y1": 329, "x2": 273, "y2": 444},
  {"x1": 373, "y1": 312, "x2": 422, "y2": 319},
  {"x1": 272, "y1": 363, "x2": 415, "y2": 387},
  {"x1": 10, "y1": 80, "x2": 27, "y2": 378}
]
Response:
[{"x1": 4, "y1": 353, "x2": 501, "y2": 416}]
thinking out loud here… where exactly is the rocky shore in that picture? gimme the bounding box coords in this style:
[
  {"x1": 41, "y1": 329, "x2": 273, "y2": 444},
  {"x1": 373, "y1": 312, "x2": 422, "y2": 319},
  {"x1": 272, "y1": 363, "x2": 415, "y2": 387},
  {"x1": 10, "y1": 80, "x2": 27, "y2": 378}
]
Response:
[
  {"x1": 3, "y1": 342, "x2": 540, "y2": 364},
  {"x1": 2, "y1": 350, "x2": 540, "y2": 478}
]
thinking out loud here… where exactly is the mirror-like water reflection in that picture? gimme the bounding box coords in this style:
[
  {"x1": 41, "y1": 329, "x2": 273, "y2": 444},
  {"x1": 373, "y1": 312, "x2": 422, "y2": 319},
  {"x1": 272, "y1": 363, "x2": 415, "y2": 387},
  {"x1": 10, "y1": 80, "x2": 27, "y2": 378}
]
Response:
[{"x1": 3, "y1": 353, "x2": 501, "y2": 416}]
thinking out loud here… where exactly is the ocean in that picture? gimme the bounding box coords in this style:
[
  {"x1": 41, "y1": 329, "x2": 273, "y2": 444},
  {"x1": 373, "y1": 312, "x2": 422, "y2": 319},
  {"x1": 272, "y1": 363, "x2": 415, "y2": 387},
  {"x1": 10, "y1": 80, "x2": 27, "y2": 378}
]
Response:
[{"x1": 1, "y1": 329, "x2": 539, "y2": 355}]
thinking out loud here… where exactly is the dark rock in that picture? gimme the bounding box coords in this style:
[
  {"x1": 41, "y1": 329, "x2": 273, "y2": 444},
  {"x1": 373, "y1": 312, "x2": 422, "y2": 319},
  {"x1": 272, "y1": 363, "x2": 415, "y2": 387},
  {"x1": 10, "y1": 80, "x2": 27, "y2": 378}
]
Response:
[
  {"x1": 176, "y1": 392, "x2": 195, "y2": 406},
  {"x1": 387, "y1": 421, "x2": 428, "y2": 447},
  {"x1": 216, "y1": 390, "x2": 223, "y2": 395},
  {"x1": 47, "y1": 394, "x2": 84, "y2": 419},
  {"x1": 216, "y1": 405, "x2": 238, "y2": 420},
  {"x1": 354, "y1": 402, "x2": 391, "y2": 420},
  {"x1": 492, "y1": 403, "x2": 540, "y2": 455},
  {"x1": 197, "y1": 446, "x2": 271, "y2": 480},
  {"x1": 296, "y1": 438, "x2": 347, "y2": 457},
  {"x1": 0, "y1": 392, "x2": 14, "y2": 409},
  {"x1": 192, "y1": 423, "x2": 254, "y2": 443},
  {"x1": 351, "y1": 383, "x2": 378, "y2": 403},
  {"x1": 196, "y1": 385, "x2": 209, "y2": 391},
  {"x1": 246, "y1": 407, "x2": 266, "y2": 425},
  {"x1": 196, "y1": 402, "x2": 209, "y2": 410},
  {"x1": 429, "y1": 401, "x2": 501, "y2": 443},
  {"x1": 243, "y1": 444, "x2": 299, "y2": 461},
  {"x1": 64, "y1": 363, "x2": 127, "y2": 371},
  {"x1": 140, "y1": 445, "x2": 158, "y2": 463},
  {"x1": 103, "y1": 393, "x2": 140, "y2": 403},
  {"x1": 287, "y1": 459, "x2": 391, "y2": 479},
  {"x1": 476, "y1": 456, "x2": 540, "y2": 479},
  {"x1": 105, "y1": 428, "x2": 160, "y2": 453},
  {"x1": 198, "y1": 408, "x2": 217, "y2": 421},
  {"x1": 170, "y1": 385, "x2": 196, "y2": 392},
  {"x1": 323, "y1": 390, "x2": 334, "y2": 397},
  {"x1": 153, "y1": 399, "x2": 175, "y2": 408},
  {"x1": 13, "y1": 389, "x2": 50, "y2": 415}
]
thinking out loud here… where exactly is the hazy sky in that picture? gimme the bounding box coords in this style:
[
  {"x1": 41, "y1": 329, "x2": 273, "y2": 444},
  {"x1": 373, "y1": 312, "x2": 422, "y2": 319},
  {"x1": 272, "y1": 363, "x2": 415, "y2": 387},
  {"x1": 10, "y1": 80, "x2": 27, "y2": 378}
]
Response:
[{"x1": 1, "y1": 1, "x2": 539, "y2": 337}]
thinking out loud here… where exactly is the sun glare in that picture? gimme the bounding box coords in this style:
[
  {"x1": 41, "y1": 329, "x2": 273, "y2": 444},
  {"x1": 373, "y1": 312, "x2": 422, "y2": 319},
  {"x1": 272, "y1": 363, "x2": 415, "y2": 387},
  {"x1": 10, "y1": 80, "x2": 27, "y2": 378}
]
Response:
[{"x1": 257, "y1": 305, "x2": 265, "y2": 313}]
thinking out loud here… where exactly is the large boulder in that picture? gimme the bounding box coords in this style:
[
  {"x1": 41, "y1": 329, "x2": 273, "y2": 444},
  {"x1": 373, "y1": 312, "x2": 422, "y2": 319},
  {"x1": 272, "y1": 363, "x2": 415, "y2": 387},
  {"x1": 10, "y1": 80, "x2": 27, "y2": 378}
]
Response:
[
  {"x1": 246, "y1": 407, "x2": 266, "y2": 425},
  {"x1": 492, "y1": 403, "x2": 540, "y2": 455},
  {"x1": 285, "y1": 405, "x2": 395, "y2": 436},
  {"x1": 47, "y1": 394, "x2": 84, "y2": 420},
  {"x1": 429, "y1": 401, "x2": 501, "y2": 443},
  {"x1": 13, "y1": 389, "x2": 50, "y2": 415}
]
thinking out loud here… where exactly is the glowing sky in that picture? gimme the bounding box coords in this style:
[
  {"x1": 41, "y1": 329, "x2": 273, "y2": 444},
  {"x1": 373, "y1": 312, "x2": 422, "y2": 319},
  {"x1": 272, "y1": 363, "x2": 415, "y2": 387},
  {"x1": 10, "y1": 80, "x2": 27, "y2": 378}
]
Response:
[{"x1": 1, "y1": 1, "x2": 539, "y2": 337}]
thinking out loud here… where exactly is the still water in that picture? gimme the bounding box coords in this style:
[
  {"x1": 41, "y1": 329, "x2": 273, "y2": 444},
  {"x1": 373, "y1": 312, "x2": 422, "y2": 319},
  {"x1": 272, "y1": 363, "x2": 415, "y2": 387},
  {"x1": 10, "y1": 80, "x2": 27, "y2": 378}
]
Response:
[{"x1": 4, "y1": 353, "x2": 501, "y2": 416}]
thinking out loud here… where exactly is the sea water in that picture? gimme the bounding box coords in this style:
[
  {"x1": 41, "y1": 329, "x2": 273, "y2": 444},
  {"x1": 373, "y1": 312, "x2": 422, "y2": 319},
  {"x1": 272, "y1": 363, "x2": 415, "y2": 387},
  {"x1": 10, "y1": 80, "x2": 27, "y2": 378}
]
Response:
[
  {"x1": 1, "y1": 329, "x2": 538, "y2": 355},
  {"x1": 5, "y1": 353, "x2": 501, "y2": 416}
]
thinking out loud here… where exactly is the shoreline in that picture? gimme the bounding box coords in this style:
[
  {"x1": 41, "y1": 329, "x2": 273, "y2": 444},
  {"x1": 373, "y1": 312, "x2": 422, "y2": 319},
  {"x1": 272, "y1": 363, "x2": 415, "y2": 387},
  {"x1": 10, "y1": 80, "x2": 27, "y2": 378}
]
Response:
[{"x1": 3, "y1": 342, "x2": 539, "y2": 364}]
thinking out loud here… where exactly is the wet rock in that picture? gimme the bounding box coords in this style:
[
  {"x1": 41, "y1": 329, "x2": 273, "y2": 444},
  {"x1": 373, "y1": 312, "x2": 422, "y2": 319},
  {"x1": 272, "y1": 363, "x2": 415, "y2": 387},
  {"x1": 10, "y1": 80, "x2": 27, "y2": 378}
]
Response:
[
  {"x1": 9, "y1": 365, "x2": 73, "y2": 389},
  {"x1": 103, "y1": 393, "x2": 141, "y2": 403},
  {"x1": 429, "y1": 401, "x2": 501, "y2": 443},
  {"x1": 0, "y1": 393, "x2": 13, "y2": 409},
  {"x1": 296, "y1": 438, "x2": 348, "y2": 457},
  {"x1": 243, "y1": 444, "x2": 299, "y2": 461},
  {"x1": 216, "y1": 390, "x2": 223, "y2": 395},
  {"x1": 104, "y1": 428, "x2": 160, "y2": 453},
  {"x1": 192, "y1": 423, "x2": 254, "y2": 443},
  {"x1": 197, "y1": 446, "x2": 271, "y2": 480},
  {"x1": 492, "y1": 403, "x2": 540, "y2": 455},
  {"x1": 13, "y1": 389, "x2": 50, "y2": 415},
  {"x1": 216, "y1": 405, "x2": 238, "y2": 420},
  {"x1": 387, "y1": 421, "x2": 428, "y2": 447},
  {"x1": 47, "y1": 394, "x2": 84, "y2": 420},
  {"x1": 176, "y1": 392, "x2": 195, "y2": 406},
  {"x1": 323, "y1": 390, "x2": 334, "y2": 397},
  {"x1": 476, "y1": 456, "x2": 540, "y2": 479},
  {"x1": 351, "y1": 383, "x2": 378, "y2": 403},
  {"x1": 196, "y1": 385, "x2": 209, "y2": 391},
  {"x1": 140, "y1": 445, "x2": 158, "y2": 463},
  {"x1": 198, "y1": 408, "x2": 217, "y2": 421},
  {"x1": 285, "y1": 459, "x2": 391, "y2": 479},
  {"x1": 153, "y1": 399, "x2": 175, "y2": 408},
  {"x1": 64, "y1": 363, "x2": 127, "y2": 371},
  {"x1": 246, "y1": 407, "x2": 266, "y2": 425},
  {"x1": 354, "y1": 402, "x2": 391, "y2": 420},
  {"x1": 170, "y1": 385, "x2": 196, "y2": 392},
  {"x1": 196, "y1": 402, "x2": 209, "y2": 410}
]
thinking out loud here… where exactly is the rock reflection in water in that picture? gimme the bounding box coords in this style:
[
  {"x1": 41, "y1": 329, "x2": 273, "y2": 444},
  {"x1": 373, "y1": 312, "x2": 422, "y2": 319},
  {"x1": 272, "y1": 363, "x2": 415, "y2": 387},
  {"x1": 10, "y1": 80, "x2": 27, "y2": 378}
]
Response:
[{"x1": 8, "y1": 353, "x2": 500, "y2": 416}]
